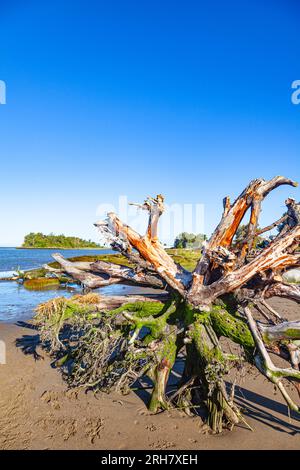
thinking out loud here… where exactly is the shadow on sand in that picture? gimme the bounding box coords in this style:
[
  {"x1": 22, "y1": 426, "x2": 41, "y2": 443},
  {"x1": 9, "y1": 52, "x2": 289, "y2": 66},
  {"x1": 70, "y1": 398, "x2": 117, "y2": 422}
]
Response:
[
  {"x1": 234, "y1": 385, "x2": 300, "y2": 435},
  {"x1": 15, "y1": 321, "x2": 43, "y2": 360},
  {"x1": 15, "y1": 324, "x2": 300, "y2": 435}
]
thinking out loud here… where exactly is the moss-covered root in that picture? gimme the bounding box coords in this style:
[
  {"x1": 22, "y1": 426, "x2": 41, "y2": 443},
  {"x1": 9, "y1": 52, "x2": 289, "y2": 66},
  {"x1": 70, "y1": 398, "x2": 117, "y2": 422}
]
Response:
[
  {"x1": 188, "y1": 320, "x2": 240, "y2": 433},
  {"x1": 148, "y1": 327, "x2": 178, "y2": 413},
  {"x1": 210, "y1": 305, "x2": 255, "y2": 349},
  {"x1": 148, "y1": 358, "x2": 172, "y2": 413},
  {"x1": 23, "y1": 277, "x2": 60, "y2": 290}
]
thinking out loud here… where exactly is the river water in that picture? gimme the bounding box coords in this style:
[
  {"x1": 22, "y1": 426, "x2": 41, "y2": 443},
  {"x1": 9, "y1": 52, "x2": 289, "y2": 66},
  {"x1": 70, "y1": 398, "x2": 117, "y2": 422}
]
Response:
[{"x1": 0, "y1": 248, "x2": 135, "y2": 322}]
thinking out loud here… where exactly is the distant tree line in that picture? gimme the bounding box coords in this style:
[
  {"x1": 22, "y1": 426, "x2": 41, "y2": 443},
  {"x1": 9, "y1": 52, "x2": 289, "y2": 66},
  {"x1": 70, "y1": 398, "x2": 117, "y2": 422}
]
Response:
[
  {"x1": 173, "y1": 232, "x2": 207, "y2": 249},
  {"x1": 22, "y1": 232, "x2": 102, "y2": 249},
  {"x1": 171, "y1": 216, "x2": 300, "y2": 252},
  {"x1": 174, "y1": 227, "x2": 268, "y2": 251}
]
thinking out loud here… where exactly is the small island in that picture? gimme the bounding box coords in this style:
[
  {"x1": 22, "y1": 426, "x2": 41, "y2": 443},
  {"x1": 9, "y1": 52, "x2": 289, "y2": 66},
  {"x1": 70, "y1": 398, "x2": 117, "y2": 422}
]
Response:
[{"x1": 20, "y1": 232, "x2": 104, "y2": 249}]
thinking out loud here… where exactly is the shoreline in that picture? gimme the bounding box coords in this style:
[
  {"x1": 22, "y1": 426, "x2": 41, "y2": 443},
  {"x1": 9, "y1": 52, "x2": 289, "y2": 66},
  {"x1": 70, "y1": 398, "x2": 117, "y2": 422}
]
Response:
[{"x1": 16, "y1": 247, "x2": 107, "y2": 250}]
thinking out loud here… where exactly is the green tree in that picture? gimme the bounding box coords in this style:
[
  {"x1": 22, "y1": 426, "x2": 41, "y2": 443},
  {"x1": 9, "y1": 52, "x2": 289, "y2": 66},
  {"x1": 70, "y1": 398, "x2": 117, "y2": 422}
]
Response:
[
  {"x1": 174, "y1": 232, "x2": 207, "y2": 249},
  {"x1": 22, "y1": 233, "x2": 102, "y2": 249}
]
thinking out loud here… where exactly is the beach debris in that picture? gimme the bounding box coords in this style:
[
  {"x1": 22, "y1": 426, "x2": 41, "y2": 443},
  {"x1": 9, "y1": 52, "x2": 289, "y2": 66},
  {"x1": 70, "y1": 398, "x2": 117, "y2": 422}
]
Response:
[
  {"x1": 23, "y1": 278, "x2": 60, "y2": 291},
  {"x1": 34, "y1": 177, "x2": 300, "y2": 434}
]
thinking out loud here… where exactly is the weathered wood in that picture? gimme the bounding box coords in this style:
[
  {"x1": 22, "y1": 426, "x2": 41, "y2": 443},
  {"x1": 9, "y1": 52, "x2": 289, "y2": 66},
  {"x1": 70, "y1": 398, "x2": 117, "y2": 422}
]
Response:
[
  {"x1": 259, "y1": 320, "x2": 300, "y2": 343},
  {"x1": 245, "y1": 306, "x2": 300, "y2": 412},
  {"x1": 53, "y1": 179, "x2": 299, "y2": 309},
  {"x1": 49, "y1": 176, "x2": 300, "y2": 427},
  {"x1": 264, "y1": 282, "x2": 300, "y2": 303},
  {"x1": 187, "y1": 224, "x2": 300, "y2": 309},
  {"x1": 129, "y1": 194, "x2": 165, "y2": 241},
  {"x1": 51, "y1": 253, "x2": 166, "y2": 289},
  {"x1": 90, "y1": 260, "x2": 165, "y2": 288},
  {"x1": 95, "y1": 210, "x2": 191, "y2": 295},
  {"x1": 51, "y1": 253, "x2": 121, "y2": 288},
  {"x1": 190, "y1": 177, "x2": 297, "y2": 289},
  {"x1": 256, "y1": 214, "x2": 288, "y2": 236},
  {"x1": 93, "y1": 293, "x2": 169, "y2": 311}
]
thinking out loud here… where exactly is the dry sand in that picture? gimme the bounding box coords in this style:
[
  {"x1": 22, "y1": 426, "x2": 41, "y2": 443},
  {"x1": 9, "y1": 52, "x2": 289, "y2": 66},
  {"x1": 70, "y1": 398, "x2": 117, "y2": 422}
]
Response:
[{"x1": 0, "y1": 297, "x2": 300, "y2": 450}]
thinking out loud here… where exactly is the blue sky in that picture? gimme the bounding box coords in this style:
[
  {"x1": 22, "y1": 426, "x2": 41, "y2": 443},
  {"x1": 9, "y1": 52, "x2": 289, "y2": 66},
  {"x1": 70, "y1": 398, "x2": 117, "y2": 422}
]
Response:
[{"x1": 0, "y1": 0, "x2": 299, "y2": 246}]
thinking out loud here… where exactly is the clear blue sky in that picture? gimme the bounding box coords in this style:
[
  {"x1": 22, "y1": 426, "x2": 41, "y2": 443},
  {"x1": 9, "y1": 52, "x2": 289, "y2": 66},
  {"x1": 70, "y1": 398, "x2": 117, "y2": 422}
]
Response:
[{"x1": 0, "y1": 0, "x2": 299, "y2": 246}]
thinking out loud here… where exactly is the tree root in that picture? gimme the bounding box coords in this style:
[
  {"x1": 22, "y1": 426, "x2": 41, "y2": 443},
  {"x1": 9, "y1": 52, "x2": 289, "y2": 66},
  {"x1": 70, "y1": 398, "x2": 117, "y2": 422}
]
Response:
[{"x1": 34, "y1": 176, "x2": 300, "y2": 433}]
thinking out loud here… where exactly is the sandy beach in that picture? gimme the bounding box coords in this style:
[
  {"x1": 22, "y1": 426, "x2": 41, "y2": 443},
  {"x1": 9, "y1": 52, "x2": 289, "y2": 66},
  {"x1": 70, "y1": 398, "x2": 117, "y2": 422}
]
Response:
[
  {"x1": 0, "y1": 296, "x2": 300, "y2": 450},
  {"x1": 2, "y1": 0, "x2": 300, "y2": 454}
]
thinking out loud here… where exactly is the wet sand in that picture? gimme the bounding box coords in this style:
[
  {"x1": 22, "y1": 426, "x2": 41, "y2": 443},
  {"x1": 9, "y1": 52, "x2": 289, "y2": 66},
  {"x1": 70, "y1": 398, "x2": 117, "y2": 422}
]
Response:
[{"x1": 0, "y1": 297, "x2": 300, "y2": 450}]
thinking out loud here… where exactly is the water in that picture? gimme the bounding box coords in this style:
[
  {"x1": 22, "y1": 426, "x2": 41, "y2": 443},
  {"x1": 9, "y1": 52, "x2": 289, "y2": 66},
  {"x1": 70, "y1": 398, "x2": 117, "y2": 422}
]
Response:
[
  {"x1": 0, "y1": 247, "x2": 114, "y2": 275},
  {"x1": 0, "y1": 247, "x2": 137, "y2": 323},
  {"x1": 0, "y1": 281, "x2": 77, "y2": 322}
]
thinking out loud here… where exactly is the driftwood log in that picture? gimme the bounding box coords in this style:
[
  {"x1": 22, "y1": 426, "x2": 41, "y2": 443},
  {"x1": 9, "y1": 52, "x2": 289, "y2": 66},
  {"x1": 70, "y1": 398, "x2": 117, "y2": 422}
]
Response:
[{"x1": 43, "y1": 177, "x2": 300, "y2": 433}]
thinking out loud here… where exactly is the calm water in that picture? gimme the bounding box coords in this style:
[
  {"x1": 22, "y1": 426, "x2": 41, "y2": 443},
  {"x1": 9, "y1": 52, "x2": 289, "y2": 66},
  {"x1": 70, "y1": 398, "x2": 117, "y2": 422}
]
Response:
[
  {"x1": 0, "y1": 247, "x2": 136, "y2": 323},
  {"x1": 0, "y1": 247, "x2": 113, "y2": 275}
]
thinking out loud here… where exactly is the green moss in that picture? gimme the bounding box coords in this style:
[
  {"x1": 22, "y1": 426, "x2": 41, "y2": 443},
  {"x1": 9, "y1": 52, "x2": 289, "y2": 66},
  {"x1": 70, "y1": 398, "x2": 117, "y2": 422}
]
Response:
[
  {"x1": 23, "y1": 268, "x2": 48, "y2": 280},
  {"x1": 63, "y1": 302, "x2": 93, "y2": 318},
  {"x1": 263, "y1": 327, "x2": 300, "y2": 344},
  {"x1": 23, "y1": 278, "x2": 60, "y2": 290},
  {"x1": 166, "y1": 248, "x2": 201, "y2": 271},
  {"x1": 57, "y1": 276, "x2": 74, "y2": 284},
  {"x1": 210, "y1": 306, "x2": 254, "y2": 349},
  {"x1": 148, "y1": 327, "x2": 178, "y2": 413},
  {"x1": 194, "y1": 311, "x2": 212, "y2": 326},
  {"x1": 214, "y1": 294, "x2": 240, "y2": 316},
  {"x1": 189, "y1": 321, "x2": 229, "y2": 390},
  {"x1": 48, "y1": 253, "x2": 132, "y2": 270},
  {"x1": 35, "y1": 296, "x2": 100, "y2": 326},
  {"x1": 24, "y1": 248, "x2": 201, "y2": 281},
  {"x1": 285, "y1": 329, "x2": 300, "y2": 339},
  {"x1": 179, "y1": 302, "x2": 196, "y2": 326},
  {"x1": 109, "y1": 301, "x2": 166, "y2": 318},
  {"x1": 134, "y1": 303, "x2": 177, "y2": 339},
  {"x1": 135, "y1": 317, "x2": 165, "y2": 339},
  {"x1": 48, "y1": 249, "x2": 200, "y2": 272},
  {"x1": 110, "y1": 300, "x2": 178, "y2": 343},
  {"x1": 161, "y1": 333, "x2": 177, "y2": 364}
]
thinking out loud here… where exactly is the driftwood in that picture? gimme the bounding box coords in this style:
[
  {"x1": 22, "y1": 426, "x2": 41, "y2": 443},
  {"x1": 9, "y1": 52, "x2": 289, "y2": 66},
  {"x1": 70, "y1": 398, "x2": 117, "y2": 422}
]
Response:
[{"x1": 43, "y1": 178, "x2": 300, "y2": 433}]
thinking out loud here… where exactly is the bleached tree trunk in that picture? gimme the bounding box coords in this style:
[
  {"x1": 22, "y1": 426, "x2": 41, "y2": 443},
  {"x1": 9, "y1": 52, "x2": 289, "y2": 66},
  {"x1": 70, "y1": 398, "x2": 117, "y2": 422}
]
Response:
[{"x1": 43, "y1": 179, "x2": 300, "y2": 432}]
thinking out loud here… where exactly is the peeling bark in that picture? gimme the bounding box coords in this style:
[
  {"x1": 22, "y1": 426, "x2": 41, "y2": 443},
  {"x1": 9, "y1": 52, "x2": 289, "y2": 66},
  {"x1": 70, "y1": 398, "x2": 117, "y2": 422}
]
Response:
[{"x1": 42, "y1": 176, "x2": 300, "y2": 432}]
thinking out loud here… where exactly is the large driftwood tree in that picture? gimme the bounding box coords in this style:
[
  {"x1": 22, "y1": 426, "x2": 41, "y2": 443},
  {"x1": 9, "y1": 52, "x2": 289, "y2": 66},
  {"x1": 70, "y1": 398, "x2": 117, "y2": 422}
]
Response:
[{"x1": 39, "y1": 176, "x2": 300, "y2": 433}]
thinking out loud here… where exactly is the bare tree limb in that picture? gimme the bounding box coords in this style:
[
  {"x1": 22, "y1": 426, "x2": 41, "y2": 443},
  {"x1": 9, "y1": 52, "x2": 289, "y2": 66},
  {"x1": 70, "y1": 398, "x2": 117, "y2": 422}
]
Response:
[{"x1": 244, "y1": 306, "x2": 300, "y2": 412}]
